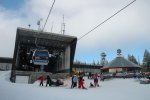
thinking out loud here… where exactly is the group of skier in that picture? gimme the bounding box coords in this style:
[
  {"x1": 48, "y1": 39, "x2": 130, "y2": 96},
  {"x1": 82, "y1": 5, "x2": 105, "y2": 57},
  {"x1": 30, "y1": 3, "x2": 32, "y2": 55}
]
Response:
[
  {"x1": 39, "y1": 74, "x2": 64, "y2": 87},
  {"x1": 39, "y1": 75, "x2": 52, "y2": 87},
  {"x1": 71, "y1": 74, "x2": 100, "y2": 89},
  {"x1": 38, "y1": 73, "x2": 100, "y2": 89},
  {"x1": 71, "y1": 74, "x2": 86, "y2": 89}
]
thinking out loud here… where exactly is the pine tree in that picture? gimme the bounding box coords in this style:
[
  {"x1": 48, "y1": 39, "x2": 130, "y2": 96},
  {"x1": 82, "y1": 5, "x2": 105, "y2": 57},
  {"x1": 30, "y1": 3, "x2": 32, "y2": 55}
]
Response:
[
  {"x1": 128, "y1": 54, "x2": 138, "y2": 64},
  {"x1": 143, "y1": 49, "x2": 150, "y2": 65},
  {"x1": 97, "y1": 60, "x2": 100, "y2": 65},
  {"x1": 92, "y1": 60, "x2": 96, "y2": 65},
  {"x1": 128, "y1": 54, "x2": 132, "y2": 61},
  {"x1": 143, "y1": 49, "x2": 150, "y2": 71}
]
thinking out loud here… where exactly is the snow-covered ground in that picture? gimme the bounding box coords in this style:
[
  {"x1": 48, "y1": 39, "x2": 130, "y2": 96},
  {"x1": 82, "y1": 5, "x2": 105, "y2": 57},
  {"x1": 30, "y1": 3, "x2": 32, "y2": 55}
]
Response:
[{"x1": 0, "y1": 71, "x2": 150, "y2": 100}]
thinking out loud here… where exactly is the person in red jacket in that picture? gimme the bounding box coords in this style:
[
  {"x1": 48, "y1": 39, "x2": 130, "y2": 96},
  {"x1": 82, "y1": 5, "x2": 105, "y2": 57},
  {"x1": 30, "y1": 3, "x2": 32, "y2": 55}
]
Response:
[
  {"x1": 39, "y1": 75, "x2": 44, "y2": 86},
  {"x1": 78, "y1": 75, "x2": 86, "y2": 89}
]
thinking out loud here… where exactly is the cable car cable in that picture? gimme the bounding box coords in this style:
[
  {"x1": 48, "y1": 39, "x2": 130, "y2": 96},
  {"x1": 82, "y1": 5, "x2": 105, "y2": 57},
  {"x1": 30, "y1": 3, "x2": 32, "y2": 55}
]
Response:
[
  {"x1": 42, "y1": 0, "x2": 55, "y2": 31},
  {"x1": 78, "y1": 0, "x2": 136, "y2": 41}
]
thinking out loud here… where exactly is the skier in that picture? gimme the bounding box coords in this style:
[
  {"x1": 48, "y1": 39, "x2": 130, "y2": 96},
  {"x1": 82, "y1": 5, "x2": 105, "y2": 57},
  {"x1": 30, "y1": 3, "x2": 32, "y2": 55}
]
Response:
[
  {"x1": 88, "y1": 72, "x2": 92, "y2": 79},
  {"x1": 39, "y1": 75, "x2": 44, "y2": 86},
  {"x1": 73, "y1": 75, "x2": 78, "y2": 88},
  {"x1": 100, "y1": 74, "x2": 104, "y2": 81},
  {"x1": 78, "y1": 75, "x2": 86, "y2": 89},
  {"x1": 71, "y1": 75, "x2": 74, "y2": 88},
  {"x1": 94, "y1": 76, "x2": 99, "y2": 87},
  {"x1": 89, "y1": 82, "x2": 94, "y2": 88},
  {"x1": 46, "y1": 74, "x2": 51, "y2": 87}
]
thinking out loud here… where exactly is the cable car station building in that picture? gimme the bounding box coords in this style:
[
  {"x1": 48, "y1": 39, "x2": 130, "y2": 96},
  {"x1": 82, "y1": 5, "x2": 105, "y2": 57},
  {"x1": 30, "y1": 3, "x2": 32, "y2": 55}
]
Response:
[{"x1": 10, "y1": 27, "x2": 77, "y2": 83}]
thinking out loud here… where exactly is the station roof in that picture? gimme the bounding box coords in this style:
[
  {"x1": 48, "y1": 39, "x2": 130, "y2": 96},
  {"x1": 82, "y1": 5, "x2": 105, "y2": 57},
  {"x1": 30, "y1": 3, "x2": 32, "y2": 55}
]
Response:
[{"x1": 16, "y1": 27, "x2": 77, "y2": 49}]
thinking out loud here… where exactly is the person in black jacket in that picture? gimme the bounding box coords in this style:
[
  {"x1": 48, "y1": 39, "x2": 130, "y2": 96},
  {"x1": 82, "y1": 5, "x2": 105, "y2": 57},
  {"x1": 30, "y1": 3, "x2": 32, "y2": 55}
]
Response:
[
  {"x1": 71, "y1": 75, "x2": 74, "y2": 88},
  {"x1": 46, "y1": 74, "x2": 52, "y2": 87},
  {"x1": 94, "y1": 77, "x2": 99, "y2": 87}
]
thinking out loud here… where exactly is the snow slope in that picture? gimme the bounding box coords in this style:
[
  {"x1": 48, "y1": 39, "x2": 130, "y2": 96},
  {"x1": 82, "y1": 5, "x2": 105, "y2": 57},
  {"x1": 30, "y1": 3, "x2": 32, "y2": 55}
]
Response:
[{"x1": 0, "y1": 71, "x2": 150, "y2": 100}]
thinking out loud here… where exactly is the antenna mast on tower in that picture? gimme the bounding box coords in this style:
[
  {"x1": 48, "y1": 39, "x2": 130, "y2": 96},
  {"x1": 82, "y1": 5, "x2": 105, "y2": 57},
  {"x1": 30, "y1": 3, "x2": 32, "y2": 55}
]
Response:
[
  {"x1": 62, "y1": 14, "x2": 65, "y2": 35},
  {"x1": 37, "y1": 18, "x2": 43, "y2": 31}
]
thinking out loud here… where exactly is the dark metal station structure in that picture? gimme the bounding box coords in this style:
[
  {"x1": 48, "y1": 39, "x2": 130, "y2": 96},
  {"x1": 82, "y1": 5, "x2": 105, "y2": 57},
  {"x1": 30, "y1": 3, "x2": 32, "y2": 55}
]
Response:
[{"x1": 10, "y1": 27, "x2": 77, "y2": 83}]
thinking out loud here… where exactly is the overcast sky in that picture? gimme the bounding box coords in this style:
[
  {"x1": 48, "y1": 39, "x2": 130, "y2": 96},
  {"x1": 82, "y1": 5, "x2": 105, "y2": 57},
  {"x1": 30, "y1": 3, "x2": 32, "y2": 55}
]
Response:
[{"x1": 0, "y1": 0, "x2": 150, "y2": 64}]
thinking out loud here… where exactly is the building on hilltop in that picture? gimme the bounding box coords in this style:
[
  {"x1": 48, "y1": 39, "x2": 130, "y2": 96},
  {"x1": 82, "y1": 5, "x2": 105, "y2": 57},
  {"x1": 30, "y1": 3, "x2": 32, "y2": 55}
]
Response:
[{"x1": 101, "y1": 49, "x2": 141, "y2": 73}]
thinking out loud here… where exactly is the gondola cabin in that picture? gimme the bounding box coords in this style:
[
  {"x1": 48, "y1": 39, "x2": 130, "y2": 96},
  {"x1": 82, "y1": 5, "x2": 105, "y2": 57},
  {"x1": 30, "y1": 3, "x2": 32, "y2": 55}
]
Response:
[{"x1": 32, "y1": 49, "x2": 49, "y2": 65}]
